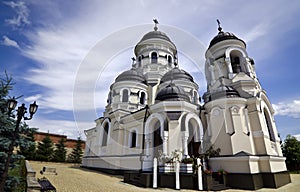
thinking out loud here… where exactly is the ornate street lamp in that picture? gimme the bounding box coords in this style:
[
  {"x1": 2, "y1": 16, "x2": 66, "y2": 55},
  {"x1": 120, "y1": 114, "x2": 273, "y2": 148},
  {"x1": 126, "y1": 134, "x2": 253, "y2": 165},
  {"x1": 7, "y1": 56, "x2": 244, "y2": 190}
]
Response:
[{"x1": 0, "y1": 98, "x2": 38, "y2": 191}]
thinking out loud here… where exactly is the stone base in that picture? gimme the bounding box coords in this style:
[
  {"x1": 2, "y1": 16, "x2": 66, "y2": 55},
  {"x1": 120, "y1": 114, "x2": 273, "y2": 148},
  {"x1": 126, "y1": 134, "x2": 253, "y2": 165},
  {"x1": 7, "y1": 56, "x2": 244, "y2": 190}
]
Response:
[{"x1": 226, "y1": 171, "x2": 291, "y2": 190}]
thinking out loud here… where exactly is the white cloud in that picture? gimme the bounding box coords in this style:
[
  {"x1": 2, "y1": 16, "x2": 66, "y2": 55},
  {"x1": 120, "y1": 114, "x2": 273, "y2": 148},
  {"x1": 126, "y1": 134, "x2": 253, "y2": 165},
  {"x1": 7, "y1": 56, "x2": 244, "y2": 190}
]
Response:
[
  {"x1": 1, "y1": 35, "x2": 20, "y2": 49},
  {"x1": 3, "y1": 1, "x2": 30, "y2": 28},
  {"x1": 273, "y1": 100, "x2": 300, "y2": 118},
  {"x1": 293, "y1": 134, "x2": 300, "y2": 141},
  {"x1": 28, "y1": 117, "x2": 94, "y2": 140}
]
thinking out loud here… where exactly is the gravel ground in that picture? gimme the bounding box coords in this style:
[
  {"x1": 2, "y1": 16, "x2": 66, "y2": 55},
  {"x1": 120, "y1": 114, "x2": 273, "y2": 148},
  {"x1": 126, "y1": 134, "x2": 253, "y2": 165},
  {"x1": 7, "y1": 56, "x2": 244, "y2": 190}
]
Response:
[{"x1": 29, "y1": 161, "x2": 299, "y2": 192}]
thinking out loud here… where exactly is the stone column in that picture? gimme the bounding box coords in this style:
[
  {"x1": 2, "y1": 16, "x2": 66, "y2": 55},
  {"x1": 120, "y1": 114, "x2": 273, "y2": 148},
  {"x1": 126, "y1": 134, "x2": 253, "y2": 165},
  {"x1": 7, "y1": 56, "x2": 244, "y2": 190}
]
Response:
[
  {"x1": 225, "y1": 57, "x2": 233, "y2": 78},
  {"x1": 162, "y1": 131, "x2": 168, "y2": 155},
  {"x1": 197, "y1": 158, "x2": 203, "y2": 190},
  {"x1": 145, "y1": 138, "x2": 151, "y2": 156},
  {"x1": 181, "y1": 134, "x2": 189, "y2": 158},
  {"x1": 175, "y1": 161, "x2": 180, "y2": 190},
  {"x1": 153, "y1": 158, "x2": 158, "y2": 188}
]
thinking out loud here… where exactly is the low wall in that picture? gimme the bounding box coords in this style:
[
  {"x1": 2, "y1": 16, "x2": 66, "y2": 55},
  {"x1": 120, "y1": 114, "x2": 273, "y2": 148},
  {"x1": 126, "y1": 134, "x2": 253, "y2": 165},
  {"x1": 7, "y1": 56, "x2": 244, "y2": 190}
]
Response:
[{"x1": 25, "y1": 160, "x2": 41, "y2": 192}]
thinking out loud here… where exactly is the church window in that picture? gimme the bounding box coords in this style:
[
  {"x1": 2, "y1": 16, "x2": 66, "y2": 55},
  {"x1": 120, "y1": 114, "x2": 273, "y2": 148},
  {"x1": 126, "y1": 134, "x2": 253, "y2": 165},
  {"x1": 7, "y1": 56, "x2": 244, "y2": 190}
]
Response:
[
  {"x1": 167, "y1": 55, "x2": 173, "y2": 64},
  {"x1": 140, "y1": 91, "x2": 146, "y2": 105},
  {"x1": 121, "y1": 89, "x2": 129, "y2": 102},
  {"x1": 130, "y1": 130, "x2": 137, "y2": 148},
  {"x1": 193, "y1": 91, "x2": 198, "y2": 103},
  {"x1": 102, "y1": 123, "x2": 109, "y2": 146},
  {"x1": 151, "y1": 52, "x2": 158, "y2": 63},
  {"x1": 230, "y1": 50, "x2": 243, "y2": 73},
  {"x1": 264, "y1": 108, "x2": 275, "y2": 142}
]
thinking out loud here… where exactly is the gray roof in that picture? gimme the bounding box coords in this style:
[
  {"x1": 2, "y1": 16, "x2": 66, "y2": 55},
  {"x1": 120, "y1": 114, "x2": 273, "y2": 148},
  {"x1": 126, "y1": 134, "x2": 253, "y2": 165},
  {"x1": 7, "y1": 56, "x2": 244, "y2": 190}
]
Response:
[
  {"x1": 160, "y1": 68, "x2": 194, "y2": 83},
  {"x1": 208, "y1": 31, "x2": 246, "y2": 49},
  {"x1": 115, "y1": 69, "x2": 146, "y2": 84},
  {"x1": 156, "y1": 83, "x2": 190, "y2": 102}
]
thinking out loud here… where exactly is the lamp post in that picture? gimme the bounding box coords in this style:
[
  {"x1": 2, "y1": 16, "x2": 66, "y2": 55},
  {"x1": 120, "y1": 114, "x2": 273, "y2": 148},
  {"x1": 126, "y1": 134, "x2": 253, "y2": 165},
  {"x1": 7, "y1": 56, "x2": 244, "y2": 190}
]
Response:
[{"x1": 0, "y1": 98, "x2": 38, "y2": 191}]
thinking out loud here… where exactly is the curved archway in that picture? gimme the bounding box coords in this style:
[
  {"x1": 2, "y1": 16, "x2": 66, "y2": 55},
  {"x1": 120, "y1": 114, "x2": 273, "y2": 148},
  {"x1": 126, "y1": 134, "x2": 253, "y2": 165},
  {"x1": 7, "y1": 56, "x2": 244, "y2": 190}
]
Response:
[
  {"x1": 145, "y1": 113, "x2": 168, "y2": 157},
  {"x1": 181, "y1": 113, "x2": 203, "y2": 157}
]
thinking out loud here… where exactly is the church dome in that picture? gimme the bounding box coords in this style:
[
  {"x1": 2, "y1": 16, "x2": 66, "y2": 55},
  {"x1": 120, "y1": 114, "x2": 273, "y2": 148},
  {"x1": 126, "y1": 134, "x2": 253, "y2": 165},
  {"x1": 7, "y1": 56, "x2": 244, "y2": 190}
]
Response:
[
  {"x1": 115, "y1": 69, "x2": 146, "y2": 84},
  {"x1": 208, "y1": 21, "x2": 246, "y2": 49},
  {"x1": 134, "y1": 27, "x2": 177, "y2": 56},
  {"x1": 156, "y1": 83, "x2": 190, "y2": 102},
  {"x1": 139, "y1": 30, "x2": 172, "y2": 43},
  {"x1": 160, "y1": 68, "x2": 194, "y2": 83}
]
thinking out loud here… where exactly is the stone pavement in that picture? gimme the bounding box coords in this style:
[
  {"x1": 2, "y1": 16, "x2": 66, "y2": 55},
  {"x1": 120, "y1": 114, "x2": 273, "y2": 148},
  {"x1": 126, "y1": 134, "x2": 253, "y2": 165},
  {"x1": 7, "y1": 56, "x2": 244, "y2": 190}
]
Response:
[{"x1": 29, "y1": 161, "x2": 299, "y2": 192}]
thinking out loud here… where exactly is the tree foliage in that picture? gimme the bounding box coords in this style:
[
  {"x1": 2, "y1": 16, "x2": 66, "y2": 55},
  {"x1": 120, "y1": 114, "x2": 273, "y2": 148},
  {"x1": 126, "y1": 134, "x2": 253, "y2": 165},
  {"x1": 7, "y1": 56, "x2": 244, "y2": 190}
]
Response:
[
  {"x1": 53, "y1": 137, "x2": 67, "y2": 162},
  {"x1": 282, "y1": 134, "x2": 300, "y2": 171},
  {"x1": 0, "y1": 73, "x2": 36, "y2": 191},
  {"x1": 67, "y1": 137, "x2": 83, "y2": 163},
  {"x1": 18, "y1": 127, "x2": 37, "y2": 160},
  {"x1": 35, "y1": 136, "x2": 54, "y2": 161}
]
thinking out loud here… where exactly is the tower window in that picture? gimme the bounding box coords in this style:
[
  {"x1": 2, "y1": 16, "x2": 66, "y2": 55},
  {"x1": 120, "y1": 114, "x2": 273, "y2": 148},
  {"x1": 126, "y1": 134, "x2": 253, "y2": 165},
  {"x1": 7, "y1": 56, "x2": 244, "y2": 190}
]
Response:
[
  {"x1": 151, "y1": 52, "x2": 158, "y2": 63},
  {"x1": 102, "y1": 123, "x2": 109, "y2": 146},
  {"x1": 167, "y1": 55, "x2": 172, "y2": 64},
  {"x1": 140, "y1": 91, "x2": 146, "y2": 105},
  {"x1": 264, "y1": 108, "x2": 275, "y2": 142},
  {"x1": 138, "y1": 56, "x2": 142, "y2": 67},
  {"x1": 122, "y1": 89, "x2": 129, "y2": 102},
  {"x1": 232, "y1": 57, "x2": 241, "y2": 73},
  {"x1": 130, "y1": 130, "x2": 137, "y2": 148},
  {"x1": 193, "y1": 91, "x2": 198, "y2": 103}
]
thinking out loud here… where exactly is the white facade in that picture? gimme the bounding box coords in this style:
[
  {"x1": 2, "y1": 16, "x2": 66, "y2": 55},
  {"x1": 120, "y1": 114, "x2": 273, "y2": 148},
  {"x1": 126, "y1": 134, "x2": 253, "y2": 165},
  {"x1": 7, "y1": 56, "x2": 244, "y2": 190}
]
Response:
[{"x1": 82, "y1": 24, "x2": 287, "y2": 178}]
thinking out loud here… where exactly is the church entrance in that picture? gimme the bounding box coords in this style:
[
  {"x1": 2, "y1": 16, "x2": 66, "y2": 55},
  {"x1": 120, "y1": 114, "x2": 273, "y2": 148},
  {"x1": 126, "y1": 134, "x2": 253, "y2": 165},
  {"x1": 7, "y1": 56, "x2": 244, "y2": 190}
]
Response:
[
  {"x1": 153, "y1": 121, "x2": 162, "y2": 158},
  {"x1": 187, "y1": 121, "x2": 201, "y2": 157},
  {"x1": 188, "y1": 137, "x2": 201, "y2": 157}
]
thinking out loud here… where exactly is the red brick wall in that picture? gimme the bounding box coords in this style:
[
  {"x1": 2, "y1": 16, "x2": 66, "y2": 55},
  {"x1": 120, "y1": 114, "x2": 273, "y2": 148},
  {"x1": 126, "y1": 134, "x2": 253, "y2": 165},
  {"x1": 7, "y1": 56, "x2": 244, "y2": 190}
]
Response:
[{"x1": 34, "y1": 132, "x2": 85, "y2": 150}]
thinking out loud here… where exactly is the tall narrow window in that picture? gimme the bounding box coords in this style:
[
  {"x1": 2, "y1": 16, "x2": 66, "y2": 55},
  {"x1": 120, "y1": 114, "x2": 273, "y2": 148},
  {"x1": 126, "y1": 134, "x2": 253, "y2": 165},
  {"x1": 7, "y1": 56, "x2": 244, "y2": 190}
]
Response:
[
  {"x1": 151, "y1": 52, "x2": 158, "y2": 63},
  {"x1": 168, "y1": 55, "x2": 172, "y2": 64},
  {"x1": 122, "y1": 89, "x2": 129, "y2": 102},
  {"x1": 138, "y1": 56, "x2": 142, "y2": 67},
  {"x1": 102, "y1": 123, "x2": 109, "y2": 146},
  {"x1": 193, "y1": 91, "x2": 198, "y2": 103},
  {"x1": 140, "y1": 92, "x2": 146, "y2": 105},
  {"x1": 130, "y1": 131, "x2": 137, "y2": 148},
  {"x1": 231, "y1": 57, "x2": 241, "y2": 73},
  {"x1": 264, "y1": 108, "x2": 275, "y2": 142}
]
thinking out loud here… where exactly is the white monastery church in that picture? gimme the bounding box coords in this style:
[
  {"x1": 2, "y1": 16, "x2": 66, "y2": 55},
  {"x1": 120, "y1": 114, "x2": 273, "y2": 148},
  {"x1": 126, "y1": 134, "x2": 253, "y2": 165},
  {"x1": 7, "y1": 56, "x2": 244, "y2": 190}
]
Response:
[{"x1": 82, "y1": 21, "x2": 290, "y2": 190}]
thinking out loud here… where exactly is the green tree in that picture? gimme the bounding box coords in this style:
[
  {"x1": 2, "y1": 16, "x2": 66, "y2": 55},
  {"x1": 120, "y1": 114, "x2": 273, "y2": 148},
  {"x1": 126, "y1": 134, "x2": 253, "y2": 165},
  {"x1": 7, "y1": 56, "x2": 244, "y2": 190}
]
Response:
[
  {"x1": 35, "y1": 136, "x2": 54, "y2": 161},
  {"x1": 282, "y1": 134, "x2": 300, "y2": 171},
  {"x1": 53, "y1": 137, "x2": 67, "y2": 162},
  {"x1": 0, "y1": 73, "x2": 37, "y2": 191},
  {"x1": 67, "y1": 137, "x2": 83, "y2": 163},
  {"x1": 18, "y1": 127, "x2": 37, "y2": 160}
]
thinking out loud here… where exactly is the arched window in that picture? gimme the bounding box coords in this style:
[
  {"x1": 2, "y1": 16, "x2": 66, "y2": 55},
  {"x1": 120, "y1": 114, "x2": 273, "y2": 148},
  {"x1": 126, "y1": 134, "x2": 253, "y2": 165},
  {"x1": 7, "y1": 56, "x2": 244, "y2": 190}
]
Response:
[
  {"x1": 102, "y1": 123, "x2": 109, "y2": 146},
  {"x1": 130, "y1": 130, "x2": 137, "y2": 148},
  {"x1": 122, "y1": 89, "x2": 129, "y2": 102},
  {"x1": 167, "y1": 55, "x2": 173, "y2": 64},
  {"x1": 140, "y1": 91, "x2": 146, "y2": 105},
  {"x1": 230, "y1": 50, "x2": 243, "y2": 73},
  {"x1": 151, "y1": 52, "x2": 158, "y2": 63},
  {"x1": 264, "y1": 108, "x2": 275, "y2": 142},
  {"x1": 193, "y1": 91, "x2": 198, "y2": 103}
]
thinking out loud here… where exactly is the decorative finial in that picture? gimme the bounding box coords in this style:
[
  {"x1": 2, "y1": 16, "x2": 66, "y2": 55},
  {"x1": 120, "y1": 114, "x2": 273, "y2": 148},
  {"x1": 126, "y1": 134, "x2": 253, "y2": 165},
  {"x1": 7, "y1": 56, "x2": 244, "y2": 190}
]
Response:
[
  {"x1": 153, "y1": 18, "x2": 159, "y2": 31},
  {"x1": 217, "y1": 19, "x2": 222, "y2": 32}
]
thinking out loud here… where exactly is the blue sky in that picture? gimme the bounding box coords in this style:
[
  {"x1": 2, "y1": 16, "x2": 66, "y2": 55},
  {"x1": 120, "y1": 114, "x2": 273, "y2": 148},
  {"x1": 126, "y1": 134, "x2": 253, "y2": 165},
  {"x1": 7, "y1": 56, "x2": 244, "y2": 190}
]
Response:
[{"x1": 1, "y1": 0, "x2": 300, "y2": 140}]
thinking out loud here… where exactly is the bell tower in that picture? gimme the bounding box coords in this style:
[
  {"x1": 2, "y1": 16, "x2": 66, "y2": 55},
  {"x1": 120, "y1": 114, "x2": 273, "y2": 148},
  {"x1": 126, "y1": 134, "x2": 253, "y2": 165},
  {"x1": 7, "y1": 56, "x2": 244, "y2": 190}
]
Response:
[{"x1": 202, "y1": 20, "x2": 290, "y2": 189}]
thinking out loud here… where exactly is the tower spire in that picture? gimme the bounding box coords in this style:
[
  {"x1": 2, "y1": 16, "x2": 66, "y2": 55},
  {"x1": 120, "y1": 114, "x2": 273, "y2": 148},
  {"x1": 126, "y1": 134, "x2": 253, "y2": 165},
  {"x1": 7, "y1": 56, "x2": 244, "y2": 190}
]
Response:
[
  {"x1": 153, "y1": 18, "x2": 159, "y2": 31},
  {"x1": 217, "y1": 19, "x2": 222, "y2": 32}
]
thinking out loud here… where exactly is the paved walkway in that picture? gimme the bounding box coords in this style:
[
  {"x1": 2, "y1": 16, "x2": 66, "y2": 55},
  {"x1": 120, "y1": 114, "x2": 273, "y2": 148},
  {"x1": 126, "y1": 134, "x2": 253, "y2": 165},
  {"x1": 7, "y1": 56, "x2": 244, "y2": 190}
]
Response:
[{"x1": 30, "y1": 161, "x2": 299, "y2": 192}]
